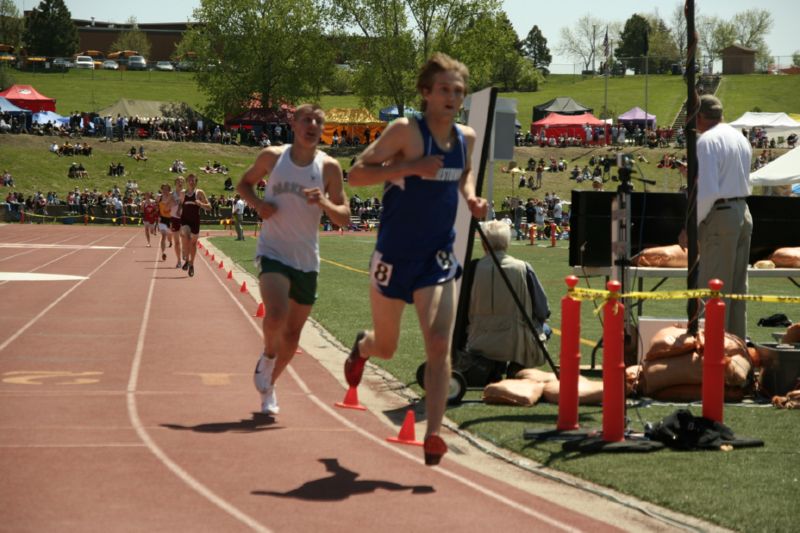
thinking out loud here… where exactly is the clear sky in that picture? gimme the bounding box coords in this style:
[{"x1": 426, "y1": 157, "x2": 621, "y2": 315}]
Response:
[{"x1": 13, "y1": 0, "x2": 798, "y2": 65}]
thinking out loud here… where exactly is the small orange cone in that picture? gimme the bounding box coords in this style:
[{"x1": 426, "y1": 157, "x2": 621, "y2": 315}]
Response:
[
  {"x1": 240, "y1": 281, "x2": 248, "y2": 293},
  {"x1": 387, "y1": 409, "x2": 424, "y2": 446},
  {"x1": 205, "y1": 249, "x2": 209, "y2": 257},
  {"x1": 198, "y1": 242, "x2": 203, "y2": 249},
  {"x1": 211, "y1": 254, "x2": 215, "y2": 261},
  {"x1": 253, "y1": 302, "x2": 265, "y2": 318},
  {"x1": 227, "y1": 270, "x2": 233, "y2": 279},
  {"x1": 335, "y1": 386, "x2": 366, "y2": 411},
  {"x1": 218, "y1": 260, "x2": 224, "y2": 269}
]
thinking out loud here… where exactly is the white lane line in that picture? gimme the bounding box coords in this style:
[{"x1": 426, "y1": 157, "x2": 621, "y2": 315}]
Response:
[
  {"x1": 0, "y1": 444, "x2": 146, "y2": 448},
  {"x1": 0, "y1": 231, "x2": 124, "y2": 287},
  {"x1": 0, "y1": 273, "x2": 88, "y2": 281},
  {"x1": 0, "y1": 234, "x2": 85, "y2": 263},
  {"x1": 126, "y1": 250, "x2": 272, "y2": 533},
  {"x1": 0, "y1": 233, "x2": 137, "y2": 354},
  {"x1": 0, "y1": 243, "x2": 123, "y2": 250},
  {"x1": 201, "y1": 258, "x2": 583, "y2": 532}
]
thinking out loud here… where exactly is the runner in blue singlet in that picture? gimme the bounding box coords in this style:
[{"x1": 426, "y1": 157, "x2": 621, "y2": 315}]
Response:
[{"x1": 343, "y1": 53, "x2": 488, "y2": 466}]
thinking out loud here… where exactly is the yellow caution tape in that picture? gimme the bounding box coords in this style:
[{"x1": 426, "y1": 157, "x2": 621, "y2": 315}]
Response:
[{"x1": 569, "y1": 287, "x2": 800, "y2": 305}]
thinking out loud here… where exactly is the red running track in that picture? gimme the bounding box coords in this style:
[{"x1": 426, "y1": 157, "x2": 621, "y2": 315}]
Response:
[{"x1": 0, "y1": 225, "x2": 676, "y2": 532}]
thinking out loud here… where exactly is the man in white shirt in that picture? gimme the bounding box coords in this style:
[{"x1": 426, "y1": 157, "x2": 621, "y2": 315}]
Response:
[
  {"x1": 233, "y1": 194, "x2": 246, "y2": 240},
  {"x1": 682, "y1": 95, "x2": 753, "y2": 339}
]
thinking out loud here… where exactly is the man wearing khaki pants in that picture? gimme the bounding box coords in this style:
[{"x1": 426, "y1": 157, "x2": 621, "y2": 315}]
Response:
[{"x1": 682, "y1": 95, "x2": 753, "y2": 339}]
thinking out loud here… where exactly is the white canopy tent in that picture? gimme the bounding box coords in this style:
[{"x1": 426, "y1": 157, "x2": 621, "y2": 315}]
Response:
[
  {"x1": 730, "y1": 112, "x2": 800, "y2": 130},
  {"x1": 750, "y1": 147, "x2": 800, "y2": 186}
]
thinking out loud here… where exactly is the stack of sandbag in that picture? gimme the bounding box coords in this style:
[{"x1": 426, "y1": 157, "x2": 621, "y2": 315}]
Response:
[
  {"x1": 769, "y1": 322, "x2": 800, "y2": 409},
  {"x1": 769, "y1": 247, "x2": 800, "y2": 268},
  {"x1": 632, "y1": 244, "x2": 688, "y2": 268},
  {"x1": 626, "y1": 325, "x2": 753, "y2": 402},
  {"x1": 482, "y1": 368, "x2": 603, "y2": 406}
]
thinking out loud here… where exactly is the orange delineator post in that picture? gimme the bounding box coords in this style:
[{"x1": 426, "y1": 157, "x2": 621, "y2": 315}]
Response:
[
  {"x1": 529, "y1": 224, "x2": 536, "y2": 245},
  {"x1": 550, "y1": 223, "x2": 557, "y2": 247},
  {"x1": 557, "y1": 276, "x2": 582, "y2": 431},
  {"x1": 703, "y1": 279, "x2": 726, "y2": 423},
  {"x1": 602, "y1": 280, "x2": 625, "y2": 442}
]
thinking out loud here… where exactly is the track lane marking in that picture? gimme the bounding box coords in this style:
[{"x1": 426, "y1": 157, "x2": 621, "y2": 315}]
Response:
[
  {"x1": 126, "y1": 248, "x2": 272, "y2": 533},
  {"x1": 0, "y1": 231, "x2": 135, "y2": 353},
  {"x1": 204, "y1": 255, "x2": 584, "y2": 532}
]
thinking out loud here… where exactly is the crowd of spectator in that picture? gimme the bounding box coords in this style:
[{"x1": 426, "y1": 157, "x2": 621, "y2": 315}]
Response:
[{"x1": 516, "y1": 124, "x2": 684, "y2": 149}]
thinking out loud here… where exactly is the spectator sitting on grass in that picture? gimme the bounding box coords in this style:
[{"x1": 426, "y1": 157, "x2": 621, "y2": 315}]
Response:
[
  {"x1": 2, "y1": 170, "x2": 14, "y2": 187},
  {"x1": 466, "y1": 220, "x2": 551, "y2": 379}
]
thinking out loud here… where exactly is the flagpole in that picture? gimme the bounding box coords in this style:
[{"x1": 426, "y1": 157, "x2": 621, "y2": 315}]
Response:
[{"x1": 603, "y1": 28, "x2": 609, "y2": 120}]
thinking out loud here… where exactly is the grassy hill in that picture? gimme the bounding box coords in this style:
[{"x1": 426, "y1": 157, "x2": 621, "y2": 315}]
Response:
[
  {"x1": 2, "y1": 70, "x2": 797, "y2": 206},
  {"x1": 9, "y1": 68, "x2": 800, "y2": 126}
]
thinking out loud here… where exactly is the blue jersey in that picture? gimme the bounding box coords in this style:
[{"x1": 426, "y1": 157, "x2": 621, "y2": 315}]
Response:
[{"x1": 376, "y1": 117, "x2": 467, "y2": 261}]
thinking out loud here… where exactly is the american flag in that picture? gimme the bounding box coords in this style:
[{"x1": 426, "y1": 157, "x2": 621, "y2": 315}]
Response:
[{"x1": 603, "y1": 27, "x2": 609, "y2": 59}]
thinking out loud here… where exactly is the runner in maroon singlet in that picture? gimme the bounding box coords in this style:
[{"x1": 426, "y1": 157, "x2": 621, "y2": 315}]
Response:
[
  {"x1": 141, "y1": 191, "x2": 158, "y2": 248},
  {"x1": 179, "y1": 174, "x2": 210, "y2": 277}
]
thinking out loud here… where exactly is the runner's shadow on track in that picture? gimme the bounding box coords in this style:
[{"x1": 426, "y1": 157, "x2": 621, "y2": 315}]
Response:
[
  {"x1": 252, "y1": 458, "x2": 434, "y2": 501},
  {"x1": 160, "y1": 413, "x2": 281, "y2": 434},
  {"x1": 382, "y1": 403, "x2": 426, "y2": 425}
]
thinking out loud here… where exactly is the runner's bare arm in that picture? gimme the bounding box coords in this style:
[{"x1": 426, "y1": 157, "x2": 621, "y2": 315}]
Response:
[
  {"x1": 458, "y1": 126, "x2": 488, "y2": 219},
  {"x1": 348, "y1": 118, "x2": 443, "y2": 186},
  {"x1": 237, "y1": 147, "x2": 281, "y2": 220},
  {"x1": 305, "y1": 157, "x2": 351, "y2": 227},
  {"x1": 196, "y1": 189, "x2": 211, "y2": 212}
]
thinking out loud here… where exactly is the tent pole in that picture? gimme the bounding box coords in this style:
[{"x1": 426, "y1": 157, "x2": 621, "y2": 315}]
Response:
[{"x1": 686, "y1": 0, "x2": 700, "y2": 335}]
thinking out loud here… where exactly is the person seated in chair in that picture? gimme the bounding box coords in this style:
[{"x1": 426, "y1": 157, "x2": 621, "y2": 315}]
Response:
[{"x1": 466, "y1": 220, "x2": 551, "y2": 379}]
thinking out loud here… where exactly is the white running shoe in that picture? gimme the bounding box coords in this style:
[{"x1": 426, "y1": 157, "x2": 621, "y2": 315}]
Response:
[
  {"x1": 253, "y1": 353, "x2": 275, "y2": 393},
  {"x1": 254, "y1": 353, "x2": 279, "y2": 414},
  {"x1": 260, "y1": 386, "x2": 279, "y2": 415}
]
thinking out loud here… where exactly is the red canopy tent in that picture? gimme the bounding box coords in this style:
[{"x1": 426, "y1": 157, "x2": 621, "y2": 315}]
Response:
[
  {"x1": 531, "y1": 112, "x2": 608, "y2": 144},
  {"x1": 0, "y1": 84, "x2": 56, "y2": 113}
]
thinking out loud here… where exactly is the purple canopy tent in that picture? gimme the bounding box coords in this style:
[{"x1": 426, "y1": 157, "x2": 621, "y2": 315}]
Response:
[{"x1": 617, "y1": 107, "x2": 656, "y2": 130}]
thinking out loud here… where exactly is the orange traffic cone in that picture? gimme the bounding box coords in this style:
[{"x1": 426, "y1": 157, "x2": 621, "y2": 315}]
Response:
[
  {"x1": 387, "y1": 409, "x2": 424, "y2": 446},
  {"x1": 205, "y1": 249, "x2": 209, "y2": 257},
  {"x1": 227, "y1": 270, "x2": 233, "y2": 280},
  {"x1": 211, "y1": 254, "x2": 215, "y2": 261},
  {"x1": 253, "y1": 302, "x2": 265, "y2": 318},
  {"x1": 335, "y1": 386, "x2": 366, "y2": 411},
  {"x1": 240, "y1": 281, "x2": 248, "y2": 293},
  {"x1": 218, "y1": 260, "x2": 224, "y2": 269},
  {"x1": 198, "y1": 242, "x2": 203, "y2": 249}
]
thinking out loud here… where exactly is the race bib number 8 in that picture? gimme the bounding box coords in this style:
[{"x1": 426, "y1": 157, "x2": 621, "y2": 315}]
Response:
[{"x1": 370, "y1": 253, "x2": 393, "y2": 287}]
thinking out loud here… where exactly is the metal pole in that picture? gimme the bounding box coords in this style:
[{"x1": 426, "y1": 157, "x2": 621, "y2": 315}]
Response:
[{"x1": 686, "y1": 0, "x2": 700, "y2": 334}]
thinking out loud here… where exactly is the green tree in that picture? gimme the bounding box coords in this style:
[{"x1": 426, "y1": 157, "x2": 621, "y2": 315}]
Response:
[
  {"x1": 405, "y1": 0, "x2": 499, "y2": 59},
  {"x1": 23, "y1": 0, "x2": 78, "y2": 57},
  {"x1": 698, "y1": 9, "x2": 773, "y2": 73},
  {"x1": 332, "y1": 0, "x2": 503, "y2": 114},
  {"x1": 643, "y1": 14, "x2": 679, "y2": 74},
  {"x1": 180, "y1": 0, "x2": 334, "y2": 121},
  {"x1": 109, "y1": 17, "x2": 151, "y2": 58},
  {"x1": 0, "y1": 0, "x2": 24, "y2": 50},
  {"x1": 521, "y1": 24, "x2": 551, "y2": 72},
  {"x1": 555, "y1": 14, "x2": 605, "y2": 72},
  {"x1": 615, "y1": 13, "x2": 650, "y2": 74},
  {"x1": 453, "y1": 11, "x2": 536, "y2": 91},
  {"x1": 793, "y1": 50, "x2": 800, "y2": 67},
  {"x1": 331, "y1": 0, "x2": 418, "y2": 114}
]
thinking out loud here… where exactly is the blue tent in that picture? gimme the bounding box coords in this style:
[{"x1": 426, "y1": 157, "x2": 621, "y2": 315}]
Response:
[
  {"x1": 0, "y1": 96, "x2": 32, "y2": 115},
  {"x1": 32, "y1": 110, "x2": 68, "y2": 128},
  {"x1": 379, "y1": 105, "x2": 419, "y2": 122}
]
